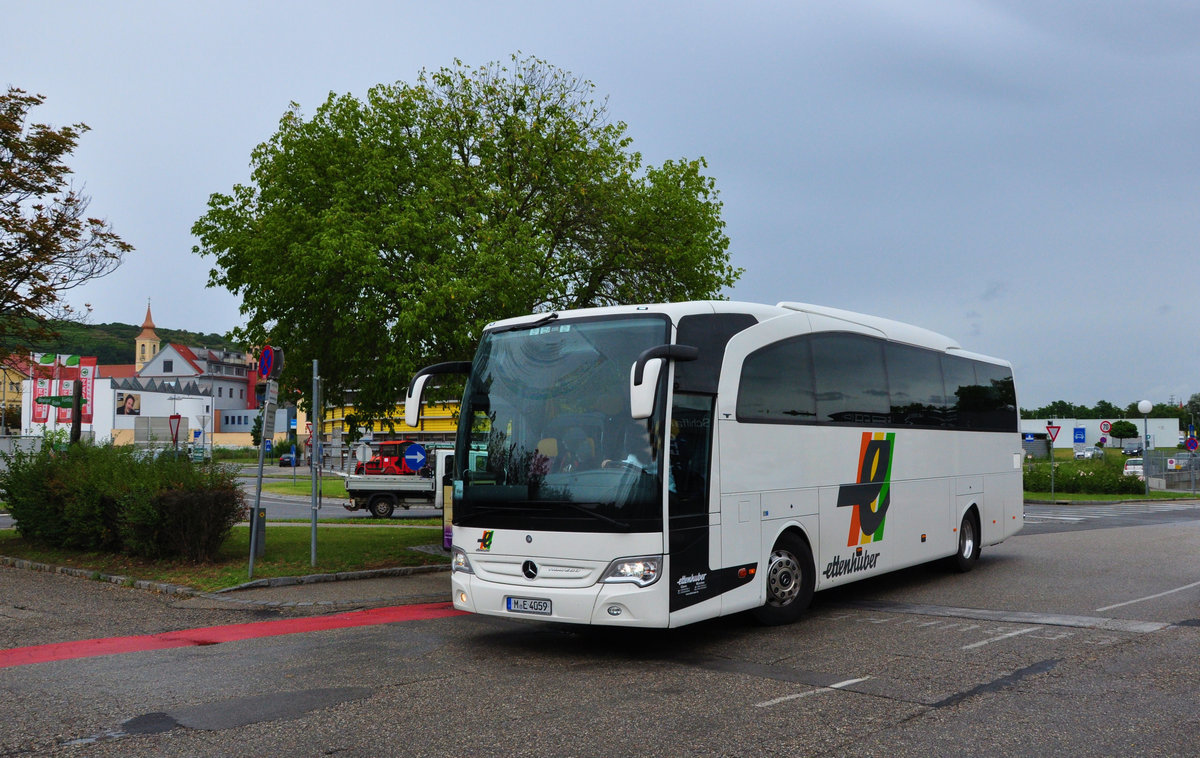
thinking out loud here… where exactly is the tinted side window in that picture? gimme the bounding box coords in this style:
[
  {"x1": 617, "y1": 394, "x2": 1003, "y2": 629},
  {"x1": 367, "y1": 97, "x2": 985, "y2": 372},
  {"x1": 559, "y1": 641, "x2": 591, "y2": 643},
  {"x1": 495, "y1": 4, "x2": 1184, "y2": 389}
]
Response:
[
  {"x1": 886, "y1": 343, "x2": 947, "y2": 426},
  {"x1": 736, "y1": 337, "x2": 816, "y2": 423},
  {"x1": 942, "y1": 355, "x2": 978, "y2": 429},
  {"x1": 974, "y1": 362, "x2": 1018, "y2": 432},
  {"x1": 812, "y1": 334, "x2": 890, "y2": 425},
  {"x1": 676, "y1": 314, "x2": 758, "y2": 394}
]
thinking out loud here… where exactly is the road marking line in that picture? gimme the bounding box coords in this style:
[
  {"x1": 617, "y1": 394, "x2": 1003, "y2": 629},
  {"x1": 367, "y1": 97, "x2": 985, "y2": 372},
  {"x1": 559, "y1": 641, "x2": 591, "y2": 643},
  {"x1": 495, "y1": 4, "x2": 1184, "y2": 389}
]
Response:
[
  {"x1": 1096, "y1": 579, "x2": 1200, "y2": 612},
  {"x1": 0, "y1": 602, "x2": 465, "y2": 669},
  {"x1": 754, "y1": 677, "x2": 870, "y2": 708},
  {"x1": 961, "y1": 626, "x2": 1038, "y2": 650}
]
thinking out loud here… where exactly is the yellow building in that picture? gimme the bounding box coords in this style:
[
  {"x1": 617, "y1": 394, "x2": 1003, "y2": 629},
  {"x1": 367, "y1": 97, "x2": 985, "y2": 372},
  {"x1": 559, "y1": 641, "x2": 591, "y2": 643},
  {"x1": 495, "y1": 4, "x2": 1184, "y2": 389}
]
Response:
[
  {"x1": 134, "y1": 303, "x2": 161, "y2": 372},
  {"x1": 1, "y1": 360, "x2": 27, "y2": 434},
  {"x1": 315, "y1": 399, "x2": 460, "y2": 442}
]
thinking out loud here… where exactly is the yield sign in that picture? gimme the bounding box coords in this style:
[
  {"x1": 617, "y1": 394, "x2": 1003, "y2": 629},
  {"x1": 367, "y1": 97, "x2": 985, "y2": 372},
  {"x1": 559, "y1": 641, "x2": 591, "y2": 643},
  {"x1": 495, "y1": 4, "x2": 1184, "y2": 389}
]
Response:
[{"x1": 1046, "y1": 424, "x2": 1061, "y2": 442}]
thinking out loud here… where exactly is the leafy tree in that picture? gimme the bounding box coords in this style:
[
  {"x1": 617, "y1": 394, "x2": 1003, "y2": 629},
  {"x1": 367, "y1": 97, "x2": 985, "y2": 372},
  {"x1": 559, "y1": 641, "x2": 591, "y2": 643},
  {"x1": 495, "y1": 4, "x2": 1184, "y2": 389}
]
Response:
[
  {"x1": 1092, "y1": 400, "x2": 1122, "y2": 420},
  {"x1": 1108, "y1": 420, "x2": 1139, "y2": 449},
  {"x1": 1186, "y1": 393, "x2": 1200, "y2": 429},
  {"x1": 193, "y1": 55, "x2": 741, "y2": 420},
  {"x1": 0, "y1": 88, "x2": 130, "y2": 360}
]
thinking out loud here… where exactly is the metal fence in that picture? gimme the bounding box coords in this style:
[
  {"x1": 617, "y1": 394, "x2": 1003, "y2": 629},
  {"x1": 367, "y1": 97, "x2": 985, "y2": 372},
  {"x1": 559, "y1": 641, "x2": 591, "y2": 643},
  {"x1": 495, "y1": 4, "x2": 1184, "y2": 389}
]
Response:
[{"x1": 1144, "y1": 450, "x2": 1200, "y2": 495}]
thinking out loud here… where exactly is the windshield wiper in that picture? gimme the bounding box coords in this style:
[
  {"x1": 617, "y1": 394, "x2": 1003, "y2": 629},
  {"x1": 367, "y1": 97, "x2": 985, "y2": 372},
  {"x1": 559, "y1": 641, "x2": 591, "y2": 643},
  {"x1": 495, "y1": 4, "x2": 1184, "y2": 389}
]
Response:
[
  {"x1": 543, "y1": 500, "x2": 631, "y2": 530},
  {"x1": 496, "y1": 312, "x2": 558, "y2": 333},
  {"x1": 454, "y1": 506, "x2": 525, "y2": 526}
]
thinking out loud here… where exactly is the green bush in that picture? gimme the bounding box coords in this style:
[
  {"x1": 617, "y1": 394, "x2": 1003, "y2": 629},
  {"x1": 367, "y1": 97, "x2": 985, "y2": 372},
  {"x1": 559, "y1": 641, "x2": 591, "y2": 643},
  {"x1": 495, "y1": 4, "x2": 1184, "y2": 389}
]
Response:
[
  {"x1": 0, "y1": 439, "x2": 246, "y2": 562},
  {"x1": 1023, "y1": 458, "x2": 1145, "y2": 495}
]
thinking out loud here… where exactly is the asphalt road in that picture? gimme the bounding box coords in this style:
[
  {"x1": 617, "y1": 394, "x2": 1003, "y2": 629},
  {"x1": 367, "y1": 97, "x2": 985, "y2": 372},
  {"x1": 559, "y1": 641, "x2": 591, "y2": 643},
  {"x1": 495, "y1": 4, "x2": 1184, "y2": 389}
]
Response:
[
  {"x1": 2, "y1": 502, "x2": 1199, "y2": 755},
  {"x1": 241, "y1": 470, "x2": 444, "y2": 521}
]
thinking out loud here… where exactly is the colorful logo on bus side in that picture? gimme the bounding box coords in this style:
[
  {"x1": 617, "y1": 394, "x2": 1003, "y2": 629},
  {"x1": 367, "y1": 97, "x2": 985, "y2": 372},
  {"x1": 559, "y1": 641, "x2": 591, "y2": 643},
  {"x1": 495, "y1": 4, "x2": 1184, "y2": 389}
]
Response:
[{"x1": 836, "y1": 432, "x2": 895, "y2": 547}]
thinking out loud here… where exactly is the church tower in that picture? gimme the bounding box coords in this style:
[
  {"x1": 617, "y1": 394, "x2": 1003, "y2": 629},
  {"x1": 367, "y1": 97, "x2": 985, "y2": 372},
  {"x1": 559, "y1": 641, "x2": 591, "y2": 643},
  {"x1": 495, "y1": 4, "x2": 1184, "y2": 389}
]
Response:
[{"x1": 135, "y1": 302, "x2": 161, "y2": 371}]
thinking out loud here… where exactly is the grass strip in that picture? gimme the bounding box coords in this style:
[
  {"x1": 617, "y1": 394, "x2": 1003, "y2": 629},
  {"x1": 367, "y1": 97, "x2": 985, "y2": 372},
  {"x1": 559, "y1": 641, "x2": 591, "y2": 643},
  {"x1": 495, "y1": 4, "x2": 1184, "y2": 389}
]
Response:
[
  {"x1": 1023, "y1": 490, "x2": 1188, "y2": 502},
  {"x1": 0, "y1": 525, "x2": 446, "y2": 593},
  {"x1": 260, "y1": 478, "x2": 352, "y2": 498}
]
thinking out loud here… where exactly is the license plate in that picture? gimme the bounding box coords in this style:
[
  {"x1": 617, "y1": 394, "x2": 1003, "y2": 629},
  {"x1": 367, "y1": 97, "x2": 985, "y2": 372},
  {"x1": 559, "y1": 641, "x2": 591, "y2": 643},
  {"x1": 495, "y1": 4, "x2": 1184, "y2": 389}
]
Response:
[{"x1": 506, "y1": 596, "x2": 552, "y2": 615}]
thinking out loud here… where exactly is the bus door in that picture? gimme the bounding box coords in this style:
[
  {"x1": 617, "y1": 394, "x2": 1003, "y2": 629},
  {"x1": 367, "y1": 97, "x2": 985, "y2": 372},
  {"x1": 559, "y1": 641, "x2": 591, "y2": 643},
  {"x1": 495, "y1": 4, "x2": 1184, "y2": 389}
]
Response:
[{"x1": 666, "y1": 393, "x2": 719, "y2": 615}]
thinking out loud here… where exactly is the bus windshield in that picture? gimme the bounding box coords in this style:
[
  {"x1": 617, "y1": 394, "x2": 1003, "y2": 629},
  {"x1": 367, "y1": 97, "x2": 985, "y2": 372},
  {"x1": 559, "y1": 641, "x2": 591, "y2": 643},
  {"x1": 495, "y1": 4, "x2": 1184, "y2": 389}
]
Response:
[{"x1": 454, "y1": 314, "x2": 671, "y2": 533}]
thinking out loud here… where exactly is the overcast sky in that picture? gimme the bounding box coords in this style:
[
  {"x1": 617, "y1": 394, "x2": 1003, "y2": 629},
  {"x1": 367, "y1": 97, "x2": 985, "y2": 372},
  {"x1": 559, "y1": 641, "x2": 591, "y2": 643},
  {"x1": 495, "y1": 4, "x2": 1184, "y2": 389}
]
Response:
[{"x1": 5, "y1": 1, "x2": 1198, "y2": 409}]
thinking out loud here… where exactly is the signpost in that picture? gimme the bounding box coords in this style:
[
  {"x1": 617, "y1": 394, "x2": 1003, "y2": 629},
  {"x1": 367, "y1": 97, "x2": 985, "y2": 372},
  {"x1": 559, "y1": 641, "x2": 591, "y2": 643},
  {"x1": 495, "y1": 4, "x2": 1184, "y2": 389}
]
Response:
[
  {"x1": 34, "y1": 396, "x2": 88, "y2": 408},
  {"x1": 249, "y1": 345, "x2": 284, "y2": 579},
  {"x1": 1047, "y1": 423, "x2": 1061, "y2": 499},
  {"x1": 168, "y1": 414, "x2": 182, "y2": 459}
]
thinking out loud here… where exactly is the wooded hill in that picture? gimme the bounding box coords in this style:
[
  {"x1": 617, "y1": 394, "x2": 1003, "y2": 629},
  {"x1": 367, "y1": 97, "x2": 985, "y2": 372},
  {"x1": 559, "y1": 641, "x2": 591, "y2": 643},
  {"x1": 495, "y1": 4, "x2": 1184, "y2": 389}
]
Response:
[{"x1": 27, "y1": 321, "x2": 239, "y2": 365}]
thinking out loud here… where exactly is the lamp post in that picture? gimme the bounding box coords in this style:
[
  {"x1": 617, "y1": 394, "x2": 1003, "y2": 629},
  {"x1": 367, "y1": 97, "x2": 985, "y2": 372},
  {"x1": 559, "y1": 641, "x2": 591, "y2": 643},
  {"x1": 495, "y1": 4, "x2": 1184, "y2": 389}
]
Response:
[{"x1": 1138, "y1": 399, "x2": 1152, "y2": 496}]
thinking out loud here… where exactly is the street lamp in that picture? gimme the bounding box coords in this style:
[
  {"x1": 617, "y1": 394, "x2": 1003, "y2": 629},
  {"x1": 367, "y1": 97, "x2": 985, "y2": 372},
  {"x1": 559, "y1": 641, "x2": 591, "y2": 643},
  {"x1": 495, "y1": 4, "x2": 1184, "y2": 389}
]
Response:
[{"x1": 1138, "y1": 399, "x2": 1152, "y2": 496}]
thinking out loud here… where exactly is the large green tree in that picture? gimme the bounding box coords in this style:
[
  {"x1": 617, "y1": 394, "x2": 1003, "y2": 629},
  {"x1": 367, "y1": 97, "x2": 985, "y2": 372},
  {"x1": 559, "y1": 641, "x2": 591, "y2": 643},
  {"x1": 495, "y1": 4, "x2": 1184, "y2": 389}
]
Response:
[
  {"x1": 193, "y1": 55, "x2": 740, "y2": 419},
  {"x1": 0, "y1": 88, "x2": 130, "y2": 360}
]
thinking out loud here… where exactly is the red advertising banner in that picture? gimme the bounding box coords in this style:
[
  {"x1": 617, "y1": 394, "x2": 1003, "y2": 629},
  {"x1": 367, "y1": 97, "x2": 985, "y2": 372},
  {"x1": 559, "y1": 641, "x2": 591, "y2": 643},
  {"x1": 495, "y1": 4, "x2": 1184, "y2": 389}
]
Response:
[
  {"x1": 80, "y1": 357, "x2": 97, "y2": 424},
  {"x1": 30, "y1": 354, "x2": 56, "y2": 423},
  {"x1": 55, "y1": 355, "x2": 81, "y2": 423}
]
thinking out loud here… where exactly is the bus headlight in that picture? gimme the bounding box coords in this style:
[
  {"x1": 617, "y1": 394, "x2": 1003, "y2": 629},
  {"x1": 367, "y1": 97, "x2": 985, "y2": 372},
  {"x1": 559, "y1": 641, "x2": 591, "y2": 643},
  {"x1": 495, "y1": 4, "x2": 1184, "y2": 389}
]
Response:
[
  {"x1": 451, "y1": 546, "x2": 474, "y2": 574},
  {"x1": 600, "y1": 556, "x2": 662, "y2": 587}
]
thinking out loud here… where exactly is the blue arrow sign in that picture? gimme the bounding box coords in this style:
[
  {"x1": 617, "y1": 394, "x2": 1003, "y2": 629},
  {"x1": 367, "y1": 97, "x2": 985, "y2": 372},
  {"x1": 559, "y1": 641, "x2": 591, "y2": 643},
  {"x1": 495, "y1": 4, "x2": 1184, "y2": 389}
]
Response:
[{"x1": 404, "y1": 443, "x2": 427, "y2": 472}]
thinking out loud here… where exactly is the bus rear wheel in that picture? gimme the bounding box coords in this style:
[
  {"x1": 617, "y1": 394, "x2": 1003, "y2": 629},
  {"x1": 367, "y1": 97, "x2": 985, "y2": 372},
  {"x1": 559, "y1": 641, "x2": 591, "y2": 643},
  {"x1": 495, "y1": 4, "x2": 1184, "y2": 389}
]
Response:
[
  {"x1": 753, "y1": 532, "x2": 815, "y2": 626},
  {"x1": 951, "y1": 510, "x2": 980, "y2": 573}
]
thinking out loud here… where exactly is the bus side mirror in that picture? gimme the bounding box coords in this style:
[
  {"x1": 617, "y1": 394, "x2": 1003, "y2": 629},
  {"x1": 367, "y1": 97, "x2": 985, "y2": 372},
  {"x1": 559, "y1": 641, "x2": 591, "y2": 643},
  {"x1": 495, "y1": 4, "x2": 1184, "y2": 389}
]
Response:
[
  {"x1": 405, "y1": 361, "x2": 472, "y2": 428},
  {"x1": 629, "y1": 345, "x2": 699, "y2": 419},
  {"x1": 404, "y1": 374, "x2": 432, "y2": 428}
]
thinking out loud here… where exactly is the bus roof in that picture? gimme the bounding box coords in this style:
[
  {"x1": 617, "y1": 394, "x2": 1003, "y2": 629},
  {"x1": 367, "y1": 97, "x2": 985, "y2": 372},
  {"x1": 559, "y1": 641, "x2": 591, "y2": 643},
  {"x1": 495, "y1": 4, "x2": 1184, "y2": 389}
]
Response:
[{"x1": 484, "y1": 301, "x2": 1008, "y2": 366}]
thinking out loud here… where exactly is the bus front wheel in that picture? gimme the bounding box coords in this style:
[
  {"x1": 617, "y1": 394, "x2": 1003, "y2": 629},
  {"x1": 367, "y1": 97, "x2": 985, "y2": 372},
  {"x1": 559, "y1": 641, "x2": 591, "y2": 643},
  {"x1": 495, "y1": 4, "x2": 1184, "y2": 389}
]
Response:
[{"x1": 753, "y1": 532, "x2": 815, "y2": 626}]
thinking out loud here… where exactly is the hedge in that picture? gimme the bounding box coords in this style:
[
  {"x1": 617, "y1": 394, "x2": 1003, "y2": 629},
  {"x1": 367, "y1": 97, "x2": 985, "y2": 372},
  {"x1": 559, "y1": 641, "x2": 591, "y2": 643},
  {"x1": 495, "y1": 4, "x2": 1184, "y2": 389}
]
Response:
[{"x1": 0, "y1": 440, "x2": 246, "y2": 562}]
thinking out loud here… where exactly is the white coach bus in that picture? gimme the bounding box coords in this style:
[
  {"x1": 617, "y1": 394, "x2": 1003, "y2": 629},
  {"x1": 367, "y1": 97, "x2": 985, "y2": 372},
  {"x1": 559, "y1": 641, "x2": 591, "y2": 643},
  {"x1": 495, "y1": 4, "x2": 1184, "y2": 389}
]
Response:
[{"x1": 406, "y1": 301, "x2": 1023, "y2": 628}]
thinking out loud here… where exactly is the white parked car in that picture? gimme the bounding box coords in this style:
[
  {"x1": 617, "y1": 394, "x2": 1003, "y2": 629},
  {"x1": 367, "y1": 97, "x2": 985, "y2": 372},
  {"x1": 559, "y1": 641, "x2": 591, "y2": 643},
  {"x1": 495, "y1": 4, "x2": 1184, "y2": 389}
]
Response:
[{"x1": 1123, "y1": 458, "x2": 1143, "y2": 477}]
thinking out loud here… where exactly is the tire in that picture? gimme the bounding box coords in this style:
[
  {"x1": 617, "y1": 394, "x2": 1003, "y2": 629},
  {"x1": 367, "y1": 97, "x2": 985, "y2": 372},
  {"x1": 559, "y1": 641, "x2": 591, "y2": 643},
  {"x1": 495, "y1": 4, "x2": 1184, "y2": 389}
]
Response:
[
  {"x1": 951, "y1": 510, "x2": 980, "y2": 573},
  {"x1": 368, "y1": 496, "x2": 395, "y2": 519},
  {"x1": 752, "y1": 531, "x2": 815, "y2": 626}
]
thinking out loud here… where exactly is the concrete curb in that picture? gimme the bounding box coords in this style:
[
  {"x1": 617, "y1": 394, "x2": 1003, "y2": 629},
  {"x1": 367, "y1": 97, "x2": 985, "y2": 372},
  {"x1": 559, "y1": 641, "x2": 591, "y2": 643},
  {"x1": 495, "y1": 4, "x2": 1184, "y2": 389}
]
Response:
[
  {"x1": 214, "y1": 563, "x2": 450, "y2": 593},
  {"x1": 0, "y1": 553, "x2": 450, "y2": 609}
]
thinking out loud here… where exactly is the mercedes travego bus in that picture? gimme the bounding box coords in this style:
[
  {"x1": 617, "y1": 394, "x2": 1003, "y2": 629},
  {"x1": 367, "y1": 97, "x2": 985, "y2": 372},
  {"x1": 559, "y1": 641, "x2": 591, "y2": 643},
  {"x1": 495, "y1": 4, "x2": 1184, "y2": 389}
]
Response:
[{"x1": 405, "y1": 301, "x2": 1023, "y2": 628}]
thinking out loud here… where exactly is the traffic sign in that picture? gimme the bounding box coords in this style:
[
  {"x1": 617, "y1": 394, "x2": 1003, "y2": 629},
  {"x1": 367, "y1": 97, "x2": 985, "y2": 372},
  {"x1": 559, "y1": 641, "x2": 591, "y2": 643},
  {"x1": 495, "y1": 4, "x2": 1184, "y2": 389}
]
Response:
[
  {"x1": 1046, "y1": 424, "x2": 1061, "y2": 442},
  {"x1": 1023, "y1": 433, "x2": 1035, "y2": 442},
  {"x1": 258, "y1": 346, "x2": 275, "y2": 379},
  {"x1": 1100, "y1": 420, "x2": 1112, "y2": 434},
  {"x1": 404, "y1": 443, "x2": 428, "y2": 472},
  {"x1": 1188, "y1": 438, "x2": 1199, "y2": 452},
  {"x1": 1073, "y1": 427, "x2": 1086, "y2": 444}
]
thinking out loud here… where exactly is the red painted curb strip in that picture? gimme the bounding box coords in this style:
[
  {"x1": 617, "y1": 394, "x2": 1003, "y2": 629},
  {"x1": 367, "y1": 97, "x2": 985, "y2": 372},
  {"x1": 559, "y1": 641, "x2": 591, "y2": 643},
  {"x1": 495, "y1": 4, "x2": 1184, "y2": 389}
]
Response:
[{"x1": 0, "y1": 602, "x2": 465, "y2": 669}]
